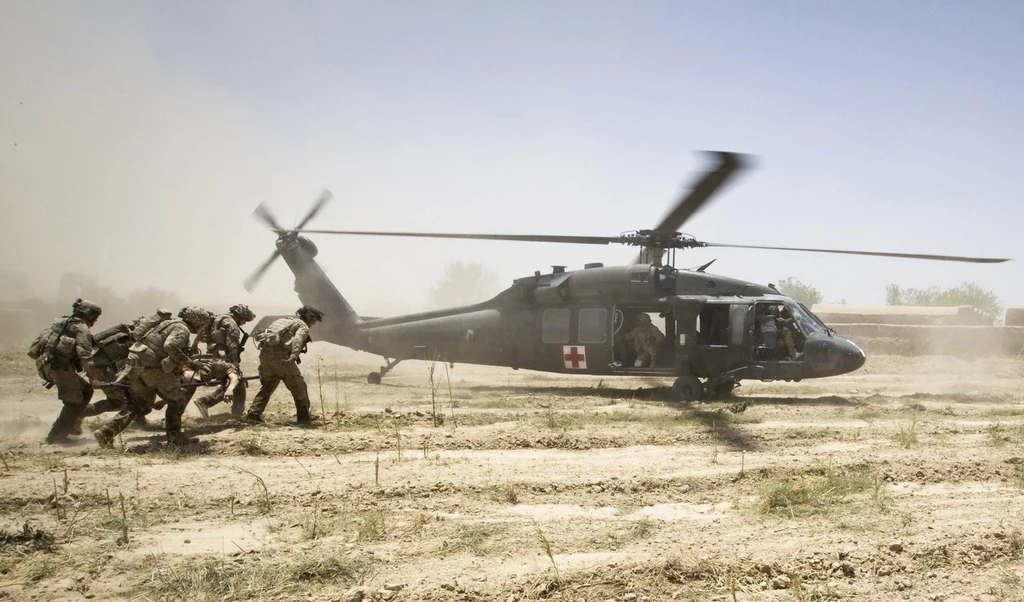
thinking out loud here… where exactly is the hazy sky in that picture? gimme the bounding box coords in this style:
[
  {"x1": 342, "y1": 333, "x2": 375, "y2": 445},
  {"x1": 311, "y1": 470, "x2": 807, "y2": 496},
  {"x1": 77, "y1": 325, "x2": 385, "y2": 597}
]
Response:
[{"x1": 2, "y1": 0, "x2": 1021, "y2": 316}]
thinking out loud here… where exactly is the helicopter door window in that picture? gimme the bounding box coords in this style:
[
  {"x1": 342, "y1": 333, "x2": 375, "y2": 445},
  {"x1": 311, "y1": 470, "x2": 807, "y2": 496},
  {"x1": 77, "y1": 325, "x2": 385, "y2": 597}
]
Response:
[
  {"x1": 696, "y1": 305, "x2": 730, "y2": 346},
  {"x1": 542, "y1": 308, "x2": 571, "y2": 344},
  {"x1": 578, "y1": 308, "x2": 608, "y2": 344},
  {"x1": 755, "y1": 303, "x2": 779, "y2": 357},
  {"x1": 729, "y1": 305, "x2": 746, "y2": 346}
]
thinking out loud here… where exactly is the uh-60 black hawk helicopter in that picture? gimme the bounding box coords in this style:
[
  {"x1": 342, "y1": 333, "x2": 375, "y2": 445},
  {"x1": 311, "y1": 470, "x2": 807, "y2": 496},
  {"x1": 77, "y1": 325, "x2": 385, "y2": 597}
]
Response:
[{"x1": 243, "y1": 152, "x2": 1009, "y2": 402}]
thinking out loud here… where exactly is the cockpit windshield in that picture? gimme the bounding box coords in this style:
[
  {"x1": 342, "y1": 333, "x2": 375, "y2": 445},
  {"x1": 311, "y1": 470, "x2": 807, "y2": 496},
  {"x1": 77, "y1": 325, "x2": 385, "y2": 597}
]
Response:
[{"x1": 786, "y1": 301, "x2": 827, "y2": 337}]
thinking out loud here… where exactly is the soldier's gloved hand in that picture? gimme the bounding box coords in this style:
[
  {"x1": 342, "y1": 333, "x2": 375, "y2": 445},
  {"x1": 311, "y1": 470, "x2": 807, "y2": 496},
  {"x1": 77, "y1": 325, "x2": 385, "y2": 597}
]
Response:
[{"x1": 90, "y1": 378, "x2": 102, "y2": 388}]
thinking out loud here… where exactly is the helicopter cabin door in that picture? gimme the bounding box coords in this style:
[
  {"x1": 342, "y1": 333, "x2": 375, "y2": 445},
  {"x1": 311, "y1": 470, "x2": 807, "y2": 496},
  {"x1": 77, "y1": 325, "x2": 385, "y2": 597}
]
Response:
[
  {"x1": 688, "y1": 300, "x2": 742, "y2": 377},
  {"x1": 540, "y1": 305, "x2": 615, "y2": 374}
]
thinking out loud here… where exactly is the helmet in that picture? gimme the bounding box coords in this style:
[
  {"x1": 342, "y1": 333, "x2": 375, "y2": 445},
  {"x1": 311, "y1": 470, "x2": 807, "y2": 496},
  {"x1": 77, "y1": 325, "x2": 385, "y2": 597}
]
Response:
[
  {"x1": 178, "y1": 306, "x2": 214, "y2": 329},
  {"x1": 73, "y1": 298, "x2": 102, "y2": 319},
  {"x1": 296, "y1": 305, "x2": 324, "y2": 323},
  {"x1": 637, "y1": 312, "x2": 652, "y2": 325},
  {"x1": 229, "y1": 304, "x2": 256, "y2": 322}
]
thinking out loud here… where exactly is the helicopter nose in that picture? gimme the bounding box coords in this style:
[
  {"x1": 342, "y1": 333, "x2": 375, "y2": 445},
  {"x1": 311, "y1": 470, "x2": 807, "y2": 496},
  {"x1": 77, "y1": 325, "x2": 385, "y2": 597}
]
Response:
[
  {"x1": 842, "y1": 340, "x2": 867, "y2": 373},
  {"x1": 803, "y1": 336, "x2": 866, "y2": 377}
]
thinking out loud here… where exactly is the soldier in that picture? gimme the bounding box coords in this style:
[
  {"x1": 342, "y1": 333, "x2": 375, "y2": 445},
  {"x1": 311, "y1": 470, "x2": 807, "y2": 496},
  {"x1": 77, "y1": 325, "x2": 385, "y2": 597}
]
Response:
[
  {"x1": 79, "y1": 323, "x2": 135, "y2": 418},
  {"x1": 775, "y1": 305, "x2": 804, "y2": 360},
  {"x1": 193, "y1": 304, "x2": 255, "y2": 418},
  {"x1": 93, "y1": 306, "x2": 213, "y2": 448},
  {"x1": 625, "y1": 312, "x2": 665, "y2": 368},
  {"x1": 243, "y1": 305, "x2": 323, "y2": 425},
  {"x1": 28, "y1": 299, "x2": 103, "y2": 444},
  {"x1": 183, "y1": 357, "x2": 242, "y2": 409}
]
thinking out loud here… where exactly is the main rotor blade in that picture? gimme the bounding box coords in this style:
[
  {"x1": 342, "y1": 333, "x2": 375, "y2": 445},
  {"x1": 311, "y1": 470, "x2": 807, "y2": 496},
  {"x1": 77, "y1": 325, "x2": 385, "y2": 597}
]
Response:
[
  {"x1": 243, "y1": 249, "x2": 282, "y2": 292},
  {"x1": 294, "y1": 189, "x2": 333, "y2": 231},
  {"x1": 253, "y1": 203, "x2": 286, "y2": 232},
  {"x1": 294, "y1": 230, "x2": 622, "y2": 245},
  {"x1": 653, "y1": 151, "x2": 749, "y2": 235},
  {"x1": 704, "y1": 242, "x2": 1010, "y2": 264}
]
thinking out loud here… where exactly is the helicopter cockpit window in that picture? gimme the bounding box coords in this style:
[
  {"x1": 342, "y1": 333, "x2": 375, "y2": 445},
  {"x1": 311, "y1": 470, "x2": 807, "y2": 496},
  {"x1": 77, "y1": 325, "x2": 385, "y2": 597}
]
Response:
[
  {"x1": 542, "y1": 308, "x2": 571, "y2": 344},
  {"x1": 785, "y1": 302, "x2": 825, "y2": 337},
  {"x1": 578, "y1": 308, "x2": 608, "y2": 344}
]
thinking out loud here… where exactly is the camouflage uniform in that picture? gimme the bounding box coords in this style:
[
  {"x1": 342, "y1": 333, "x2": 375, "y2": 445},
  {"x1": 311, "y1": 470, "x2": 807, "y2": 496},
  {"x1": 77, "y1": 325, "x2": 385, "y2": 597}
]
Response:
[
  {"x1": 194, "y1": 305, "x2": 254, "y2": 417},
  {"x1": 625, "y1": 314, "x2": 665, "y2": 368},
  {"x1": 245, "y1": 306, "x2": 322, "y2": 424},
  {"x1": 775, "y1": 307, "x2": 803, "y2": 360},
  {"x1": 94, "y1": 307, "x2": 211, "y2": 447},
  {"x1": 28, "y1": 300, "x2": 102, "y2": 443},
  {"x1": 186, "y1": 358, "x2": 242, "y2": 418},
  {"x1": 81, "y1": 323, "x2": 134, "y2": 418}
]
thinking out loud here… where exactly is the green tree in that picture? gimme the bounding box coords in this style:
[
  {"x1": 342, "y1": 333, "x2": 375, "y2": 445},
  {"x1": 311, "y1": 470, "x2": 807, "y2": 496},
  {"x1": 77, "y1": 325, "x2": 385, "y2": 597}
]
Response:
[
  {"x1": 777, "y1": 277, "x2": 823, "y2": 307},
  {"x1": 427, "y1": 261, "x2": 500, "y2": 310},
  {"x1": 885, "y1": 281, "x2": 1002, "y2": 323}
]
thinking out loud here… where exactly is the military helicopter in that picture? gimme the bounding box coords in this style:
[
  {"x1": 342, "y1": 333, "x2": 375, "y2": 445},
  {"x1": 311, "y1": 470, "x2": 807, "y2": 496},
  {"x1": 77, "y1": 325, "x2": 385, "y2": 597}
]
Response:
[{"x1": 243, "y1": 152, "x2": 1009, "y2": 402}]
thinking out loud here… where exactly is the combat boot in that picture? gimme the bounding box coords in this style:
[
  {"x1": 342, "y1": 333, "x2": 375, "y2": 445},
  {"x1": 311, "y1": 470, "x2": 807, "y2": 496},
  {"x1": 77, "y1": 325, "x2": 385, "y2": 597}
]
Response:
[
  {"x1": 243, "y1": 412, "x2": 263, "y2": 424},
  {"x1": 93, "y1": 429, "x2": 114, "y2": 449},
  {"x1": 166, "y1": 432, "x2": 195, "y2": 447},
  {"x1": 297, "y1": 414, "x2": 319, "y2": 426}
]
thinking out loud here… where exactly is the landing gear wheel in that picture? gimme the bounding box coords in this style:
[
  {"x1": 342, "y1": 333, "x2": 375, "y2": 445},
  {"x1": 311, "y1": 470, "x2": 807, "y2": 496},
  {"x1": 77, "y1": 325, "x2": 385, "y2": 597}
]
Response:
[
  {"x1": 672, "y1": 376, "x2": 704, "y2": 403},
  {"x1": 367, "y1": 372, "x2": 382, "y2": 385}
]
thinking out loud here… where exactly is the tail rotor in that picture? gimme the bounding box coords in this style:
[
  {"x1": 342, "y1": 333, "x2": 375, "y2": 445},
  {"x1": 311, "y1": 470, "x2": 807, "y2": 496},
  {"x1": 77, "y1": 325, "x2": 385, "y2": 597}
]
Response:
[{"x1": 243, "y1": 190, "x2": 333, "y2": 292}]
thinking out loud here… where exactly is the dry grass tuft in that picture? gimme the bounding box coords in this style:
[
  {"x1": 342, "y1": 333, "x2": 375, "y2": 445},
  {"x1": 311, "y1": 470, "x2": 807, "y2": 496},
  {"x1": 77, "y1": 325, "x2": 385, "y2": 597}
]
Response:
[{"x1": 146, "y1": 548, "x2": 373, "y2": 600}]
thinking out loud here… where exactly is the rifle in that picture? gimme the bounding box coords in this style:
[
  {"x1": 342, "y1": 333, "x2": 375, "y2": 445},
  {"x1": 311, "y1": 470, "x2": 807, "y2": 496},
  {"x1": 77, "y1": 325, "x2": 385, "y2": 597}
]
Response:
[
  {"x1": 181, "y1": 375, "x2": 260, "y2": 389},
  {"x1": 99, "y1": 375, "x2": 260, "y2": 390}
]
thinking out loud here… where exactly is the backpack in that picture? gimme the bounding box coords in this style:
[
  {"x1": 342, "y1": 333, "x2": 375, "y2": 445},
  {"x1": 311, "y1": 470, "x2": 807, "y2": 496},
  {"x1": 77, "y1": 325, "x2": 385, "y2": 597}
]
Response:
[
  {"x1": 92, "y1": 324, "x2": 132, "y2": 365},
  {"x1": 252, "y1": 328, "x2": 280, "y2": 349},
  {"x1": 27, "y1": 317, "x2": 75, "y2": 360},
  {"x1": 130, "y1": 310, "x2": 172, "y2": 343}
]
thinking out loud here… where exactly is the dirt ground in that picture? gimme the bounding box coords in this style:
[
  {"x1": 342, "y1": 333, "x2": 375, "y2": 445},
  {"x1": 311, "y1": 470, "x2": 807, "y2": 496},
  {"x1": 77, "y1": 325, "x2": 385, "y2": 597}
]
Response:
[{"x1": 0, "y1": 344, "x2": 1022, "y2": 602}]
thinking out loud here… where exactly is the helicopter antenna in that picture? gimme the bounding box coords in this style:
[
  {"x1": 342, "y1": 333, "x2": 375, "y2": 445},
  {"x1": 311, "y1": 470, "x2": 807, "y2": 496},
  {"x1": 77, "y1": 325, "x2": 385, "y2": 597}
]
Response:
[{"x1": 695, "y1": 259, "x2": 716, "y2": 273}]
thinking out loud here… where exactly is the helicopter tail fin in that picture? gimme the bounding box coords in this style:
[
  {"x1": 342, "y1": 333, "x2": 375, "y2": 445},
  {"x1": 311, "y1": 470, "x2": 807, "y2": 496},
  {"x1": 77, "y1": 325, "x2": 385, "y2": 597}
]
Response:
[{"x1": 277, "y1": 236, "x2": 362, "y2": 345}]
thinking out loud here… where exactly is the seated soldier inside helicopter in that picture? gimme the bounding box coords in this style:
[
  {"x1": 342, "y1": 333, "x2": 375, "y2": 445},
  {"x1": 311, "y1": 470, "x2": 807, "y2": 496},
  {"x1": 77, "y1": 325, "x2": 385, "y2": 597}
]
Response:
[{"x1": 626, "y1": 313, "x2": 666, "y2": 368}]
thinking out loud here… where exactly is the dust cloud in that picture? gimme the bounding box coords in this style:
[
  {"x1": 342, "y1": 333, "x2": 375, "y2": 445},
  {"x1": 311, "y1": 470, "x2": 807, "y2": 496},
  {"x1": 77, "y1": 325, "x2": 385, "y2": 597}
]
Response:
[
  {"x1": 0, "y1": 3, "x2": 406, "y2": 337},
  {"x1": 0, "y1": 3, "x2": 303, "y2": 327}
]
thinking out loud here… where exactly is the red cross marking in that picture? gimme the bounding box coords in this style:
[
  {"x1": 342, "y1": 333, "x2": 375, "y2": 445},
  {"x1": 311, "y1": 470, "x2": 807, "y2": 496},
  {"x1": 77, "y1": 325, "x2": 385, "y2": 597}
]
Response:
[{"x1": 563, "y1": 346, "x2": 585, "y2": 368}]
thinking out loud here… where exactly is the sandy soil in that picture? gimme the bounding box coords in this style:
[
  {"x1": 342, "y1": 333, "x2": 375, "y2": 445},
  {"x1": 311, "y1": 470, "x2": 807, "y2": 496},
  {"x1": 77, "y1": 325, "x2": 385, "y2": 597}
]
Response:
[{"x1": 0, "y1": 345, "x2": 1021, "y2": 601}]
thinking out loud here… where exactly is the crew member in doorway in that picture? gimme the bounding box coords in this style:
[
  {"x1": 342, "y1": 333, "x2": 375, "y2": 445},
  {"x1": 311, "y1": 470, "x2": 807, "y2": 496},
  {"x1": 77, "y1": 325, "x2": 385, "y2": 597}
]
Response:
[{"x1": 626, "y1": 313, "x2": 665, "y2": 368}]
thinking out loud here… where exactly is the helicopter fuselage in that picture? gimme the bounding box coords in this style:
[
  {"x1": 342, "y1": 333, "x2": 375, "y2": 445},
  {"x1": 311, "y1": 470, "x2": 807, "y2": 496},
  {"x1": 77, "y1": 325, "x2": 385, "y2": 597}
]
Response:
[{"x1": 269, "y1": 237, "x2": 866, "y2": 392}]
